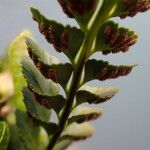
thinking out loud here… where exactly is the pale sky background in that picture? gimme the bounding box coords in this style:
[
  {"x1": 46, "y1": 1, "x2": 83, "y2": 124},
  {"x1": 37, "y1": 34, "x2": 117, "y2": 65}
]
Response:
[{"x1": 0, "y1": 1, "x2": 150, "y2": 150}]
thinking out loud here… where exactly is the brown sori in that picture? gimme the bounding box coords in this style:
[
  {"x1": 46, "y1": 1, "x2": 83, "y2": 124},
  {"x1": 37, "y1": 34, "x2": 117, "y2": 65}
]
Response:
[
  {"x1": 68, "y1": 0, "x2": 96, "y2": 16},
  {"x1": 95, "y1": 66, "x2": 133, "y2": 81},
  {"x1": 39, "y1": 24, "x2": 60, "y2": 51},
  {"x1": 103, "y1": 25, "x2": 137, "y2": 55},
  {"x1": 88, "y1": 97, "x2": 113, "y2": 104},
  {"x1": 32, "y1": 91, "x2": 52, "y2": 109},
  {"x1": 71, "y1": 113, "x2": 100, "y2": 124},
  {"x1": 60, "y1": 29, "x2": 70, "y2": 52},
  {"x1": 121, "y1": 0, "x2": 150, "y2": 19},
  {"x1": 38, "y1": 22, "x2": 70, "y2": 53},
  {"x1": 28, "y1": 49, "x2": 58, "y2": 83},
  {"x1": 28, "y1": 86, "x2": 51, "y2": 109},
  {"x1": 58, "y1": 0, "x2": 74, "y2": 18}
]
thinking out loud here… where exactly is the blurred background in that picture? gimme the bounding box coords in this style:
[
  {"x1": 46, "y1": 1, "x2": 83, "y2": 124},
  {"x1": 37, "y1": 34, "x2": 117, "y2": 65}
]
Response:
[{"x1": 0, "y1": 0, "x2": 150, "y2": 150}]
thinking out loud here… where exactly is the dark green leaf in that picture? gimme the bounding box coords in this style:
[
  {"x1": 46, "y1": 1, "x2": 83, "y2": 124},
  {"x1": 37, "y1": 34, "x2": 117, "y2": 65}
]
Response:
[
  {"x1": 112, "y1": 0, "x2": 150, "y2": 19},
  {"x1": 27, "y1": 112, "x2": 58, "y2": 136},
  {"x1": 8, "y1": 125, "x2": 25, "y2": 150},
  {"x1": 58, "y1": 0, "x2": 99, "y2": 31},
  {"x1": 76, "y1": 85, "x2": 118, "y2": 105},
  {"x1": 59, "y1": 25, "x2": 84, "y2": 63},
  {"x1": 26, "y1": 36, "x2": 73, "y2": 89},
  {"x1": 68, "y1": 106, "x2": 102, "y2": 124},
  {"x1": 30, "y1": 7, "x2": 84, "y2": 63},
  {"x1": 84, "y1": 59, "x2": 136, "y2": 83},
  {"x1": 24, "y1": 88, "x2": 66, "y2": 113},
  {"x1": 25, "y1": 37, "x2": 60, "y2": 66},
  {"x1": 23, "y1": 88, "x2": 50, "y2": 122},
  {"x1": 39, "y1": 121, "x2": 58, "y2": 135},
  {"x1": 95, "y1": 20, "x2": 138, "y2": 55},
  {"x1": 0, "y1": 121, "x2": 9, "y2": 150},
  {"x1": 15, "y1": 110, "x2": 43, "y2": 150},
  {"x1": 21, "y1": 58, "x2": 58, "y2": 96},
  {"x1": 52, "y1": 63, "x2": 73, "y2": 89}
]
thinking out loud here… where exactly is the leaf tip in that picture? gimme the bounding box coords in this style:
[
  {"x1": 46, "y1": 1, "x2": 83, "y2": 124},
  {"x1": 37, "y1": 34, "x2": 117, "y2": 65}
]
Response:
[{"x1": 120, "y1": 0, "x2": 150, "y2": 19}]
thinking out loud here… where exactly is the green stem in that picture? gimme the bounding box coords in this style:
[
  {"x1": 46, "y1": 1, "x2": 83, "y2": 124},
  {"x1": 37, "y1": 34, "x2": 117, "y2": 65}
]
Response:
[
  {"x1": 47, "y1": 32, "x2": 94, "y2": 149},
  {"x1": 47, "y1": 1, "x2": 119, "y2": 149}
]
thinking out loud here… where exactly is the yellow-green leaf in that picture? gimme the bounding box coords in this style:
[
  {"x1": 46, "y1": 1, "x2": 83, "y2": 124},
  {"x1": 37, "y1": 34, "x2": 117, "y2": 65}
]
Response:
[
  {"x1": 68, "y1": 106, "x2": 102, "y2": 124},
  {"x1": 76, "y1": 85, "x2": 118, "y2": 105},
  {"x1": 61, "y1": 122, "x2": 95, "y2": 140}
]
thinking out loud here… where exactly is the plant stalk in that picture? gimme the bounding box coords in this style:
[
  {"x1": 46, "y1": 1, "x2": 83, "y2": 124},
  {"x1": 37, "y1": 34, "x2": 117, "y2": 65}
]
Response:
[
  {"x1": 47, "y1": 1, "x2": 117, "y2": 148},
  {"x1": 47, "y1": 32, "x2": 95, "y2": 149}
]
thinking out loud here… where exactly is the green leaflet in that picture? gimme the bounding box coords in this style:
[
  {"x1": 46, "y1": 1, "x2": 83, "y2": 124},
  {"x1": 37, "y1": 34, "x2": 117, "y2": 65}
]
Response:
[
  {"x1": 25, "y1": 37, "x2": 73, "y2": 91},
  {"x1": 15, "y1": 110, "x2": 43, "y2": 150},
  {"x1": 59, "y1": 0, "x2": 99, "y2": 31},
  {"x1": 23, "y1": 88, "x2": 50, "y2": 122},
  {"x1": 61, "y1": 122, "x2": 95, "y2": 140},
  {"x1": 53, "y1": 139, "x2": 72, "y2": 150},
  {"x1": 39, "y1": 122, "x2": 58, "y2": 136},
  {"x1": 26, "y1": 111, "x2": 59, "y2": 136},
  {"x1": 25, "y1": 37, "x2": 60, "y2": 65},
  {"x1": 0, "y1": 31, "x2": 31, "y2": 110},
  {"x1": 0, "y1": 121, "x2": 10, "y2": 150},
  {"x1": 30, "y1": 7, "x2": 84, "y2": 63},
  {"x1": 94, "y1": 20, "x2": 138, "y2": 55},
  {"x1": 68, "y1": 106, "x2": 103, "y2": 124},
  {"x1": 24, "y1": 83, "x2": 62, "y2": 136},
  {"x1": 53, "y1": 123, "x2": 94, "y2": 149},
  {"x1": 76, "y1": 85, "x2": 118, "y2": 105},
  {"x1": 95, "y1": 0, "x2": 150, "y2": 20},
  {"x1": 9, "y1": 117, "x2": 49, "y2": 150},
  {"x1": 112, "y1": 0, "x2": 150, "y2": 19},
  {"x1": 8, "y1": 125, "x2": 26, "y2": 150},
  {"x1": 21, "y1": 58, "x2": 58, "y2": 96},
  {"x1": 23, "y1": 88, "x2": 65, "y2": 114},
  {"x1": 52, "y1": 63, "x2": 73, "y2": 90},
  {"x1": 84, "y1": 59, "x2": 136, "y2": 83}
]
